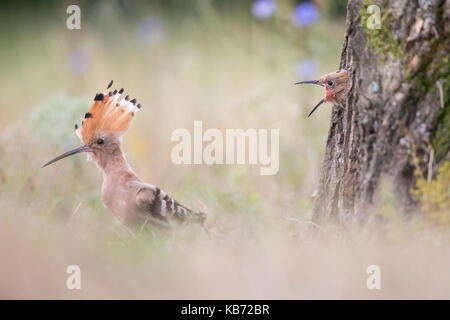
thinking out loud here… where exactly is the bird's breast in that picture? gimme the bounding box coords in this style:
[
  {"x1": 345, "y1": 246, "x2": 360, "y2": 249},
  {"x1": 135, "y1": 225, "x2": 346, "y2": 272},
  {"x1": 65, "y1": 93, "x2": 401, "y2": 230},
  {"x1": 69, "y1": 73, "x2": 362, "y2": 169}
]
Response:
[{"x1": 101, "y1": 176, "x2": 144, "y2": 226}]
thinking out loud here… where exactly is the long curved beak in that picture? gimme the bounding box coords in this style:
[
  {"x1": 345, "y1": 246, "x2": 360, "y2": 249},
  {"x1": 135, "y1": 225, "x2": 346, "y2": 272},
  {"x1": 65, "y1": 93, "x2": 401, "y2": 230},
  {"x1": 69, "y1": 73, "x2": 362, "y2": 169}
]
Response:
[
  {"x1": 295, "y1": 80, "x2": 324, "y2": 87},
  {"x1": 307, "y1": 98, "x2": 325, "y2": 118},
  {"x1": 42, "y1": 145, "x2": 92, "y2": 168}
]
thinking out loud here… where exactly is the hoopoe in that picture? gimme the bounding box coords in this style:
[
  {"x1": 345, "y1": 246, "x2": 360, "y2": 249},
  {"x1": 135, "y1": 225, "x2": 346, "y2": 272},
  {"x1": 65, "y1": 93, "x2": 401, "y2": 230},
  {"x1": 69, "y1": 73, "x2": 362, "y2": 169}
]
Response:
[
  {"x1": 43, "y1": 81, "x2": 206, "y2": 230},
  {"x1": 295, "y1": 70, "x2": 348, "y2": 117}
]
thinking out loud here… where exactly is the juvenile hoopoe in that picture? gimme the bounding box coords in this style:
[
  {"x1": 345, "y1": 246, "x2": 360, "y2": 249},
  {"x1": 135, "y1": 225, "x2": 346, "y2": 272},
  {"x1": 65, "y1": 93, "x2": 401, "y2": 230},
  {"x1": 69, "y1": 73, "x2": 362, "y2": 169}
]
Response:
[
  {"x1": 295, "y1": 69, "x2": 348, "y2": 117},
  {"x1": 43, "y1": 81, "x2": 206, "y2": 230}
]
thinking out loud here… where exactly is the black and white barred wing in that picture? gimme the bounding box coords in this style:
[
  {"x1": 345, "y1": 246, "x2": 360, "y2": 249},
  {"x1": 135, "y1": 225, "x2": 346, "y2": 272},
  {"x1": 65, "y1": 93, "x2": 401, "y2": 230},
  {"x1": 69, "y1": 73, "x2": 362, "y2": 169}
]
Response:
[{"x1": 135, "y1": 185, "x2": 206, "y2": 226}]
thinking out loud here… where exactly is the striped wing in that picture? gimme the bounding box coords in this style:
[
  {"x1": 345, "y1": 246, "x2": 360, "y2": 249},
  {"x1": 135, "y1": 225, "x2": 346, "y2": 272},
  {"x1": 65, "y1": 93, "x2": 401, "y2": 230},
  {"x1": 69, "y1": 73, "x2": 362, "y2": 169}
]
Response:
[{"x1": 135, "y1": 185, "x2": 206, "y2": 227}]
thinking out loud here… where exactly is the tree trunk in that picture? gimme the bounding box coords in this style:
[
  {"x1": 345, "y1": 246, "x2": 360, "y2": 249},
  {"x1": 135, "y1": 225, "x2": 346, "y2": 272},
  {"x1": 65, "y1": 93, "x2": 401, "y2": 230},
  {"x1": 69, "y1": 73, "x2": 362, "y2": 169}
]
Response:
[{"x1": 312, "y1": 0, "x2": 450, "y2": 225}]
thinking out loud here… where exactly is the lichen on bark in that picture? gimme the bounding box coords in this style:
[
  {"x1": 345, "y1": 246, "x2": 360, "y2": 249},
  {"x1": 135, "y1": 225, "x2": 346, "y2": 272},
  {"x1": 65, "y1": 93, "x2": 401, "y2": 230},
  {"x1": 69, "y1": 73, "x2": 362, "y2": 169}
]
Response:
[
  {"x1": 359, "y1": 1, "x2": 405, "y2": 64},
  {"x1": 432, "y1": 85, "x2": 450, "y2": 162}
]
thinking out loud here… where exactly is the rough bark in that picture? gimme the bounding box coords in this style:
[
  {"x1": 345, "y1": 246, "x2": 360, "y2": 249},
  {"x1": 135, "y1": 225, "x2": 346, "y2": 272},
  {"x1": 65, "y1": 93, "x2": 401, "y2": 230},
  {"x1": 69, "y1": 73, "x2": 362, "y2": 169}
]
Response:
[{"x1": 313, "y1": 0, "x2": 450, "y2": 225}]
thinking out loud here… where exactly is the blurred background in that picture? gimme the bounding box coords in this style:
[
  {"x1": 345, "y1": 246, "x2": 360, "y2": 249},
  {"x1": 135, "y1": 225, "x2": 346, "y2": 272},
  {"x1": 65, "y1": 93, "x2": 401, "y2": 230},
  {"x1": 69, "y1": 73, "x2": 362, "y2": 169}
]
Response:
[{"x1": 0, "y1": 0, "x2": 449, "y2": 299}]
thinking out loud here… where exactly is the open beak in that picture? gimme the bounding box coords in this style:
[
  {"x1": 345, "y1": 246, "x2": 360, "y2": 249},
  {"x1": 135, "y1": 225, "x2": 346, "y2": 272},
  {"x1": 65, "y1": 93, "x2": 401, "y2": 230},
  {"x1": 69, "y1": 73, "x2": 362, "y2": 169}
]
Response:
[
  {"x1": 294, "y1": 80, "x2": 324, "y2": 87},
  {"x1": 307, "y1": 98, "x2": 325, "y2": 118},
  {"x1": 295, "y1": 80, "x2": 326, "y2": 117},
  {"x1": 42, "y1": 145, "x2": 92, "y2": 168}
]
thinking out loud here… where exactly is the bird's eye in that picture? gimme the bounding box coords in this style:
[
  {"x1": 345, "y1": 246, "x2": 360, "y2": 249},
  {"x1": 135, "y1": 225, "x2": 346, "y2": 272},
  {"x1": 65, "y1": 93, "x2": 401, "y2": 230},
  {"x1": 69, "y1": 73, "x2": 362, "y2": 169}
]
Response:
[
  {"x1": 327, "y1": 80, "x2": 334, "y2": 86},
  {"x1": 96, "y1": 138, "x2": 104, "y2": 145}
]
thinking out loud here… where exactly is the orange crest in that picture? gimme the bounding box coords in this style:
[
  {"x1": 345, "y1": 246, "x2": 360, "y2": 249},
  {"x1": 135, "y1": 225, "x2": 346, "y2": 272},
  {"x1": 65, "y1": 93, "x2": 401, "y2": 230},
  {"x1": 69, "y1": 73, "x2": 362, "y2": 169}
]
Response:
[{"x1": 75, "y1": 81, "x2": 141, "y2": 145}]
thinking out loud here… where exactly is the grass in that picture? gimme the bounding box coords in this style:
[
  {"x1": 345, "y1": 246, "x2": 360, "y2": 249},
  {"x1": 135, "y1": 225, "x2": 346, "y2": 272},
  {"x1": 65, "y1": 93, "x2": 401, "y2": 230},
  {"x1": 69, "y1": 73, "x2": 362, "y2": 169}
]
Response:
[{"x1": 0, "y1": 1, "x2": 449, "y2": 299}]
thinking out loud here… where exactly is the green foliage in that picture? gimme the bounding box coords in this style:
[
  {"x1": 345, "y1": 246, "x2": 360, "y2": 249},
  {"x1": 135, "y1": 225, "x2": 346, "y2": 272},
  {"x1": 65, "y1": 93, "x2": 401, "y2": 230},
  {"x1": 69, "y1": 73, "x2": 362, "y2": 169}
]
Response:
[
  {"x1": 28, "y1": 94, "x2": 89, "y2": 149},
  {"x1": 325, "y1": 0, "x2": 348, "y2": 19},
  {"x1": 411, "y1": 161, "x2": 450, "y2": 226}
]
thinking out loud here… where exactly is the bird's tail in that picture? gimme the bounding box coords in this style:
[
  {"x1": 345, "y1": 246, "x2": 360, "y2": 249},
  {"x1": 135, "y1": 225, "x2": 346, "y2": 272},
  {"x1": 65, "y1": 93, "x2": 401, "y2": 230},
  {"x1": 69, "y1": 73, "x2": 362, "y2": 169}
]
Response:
[
  {"x1": 176, "y1": 206, "x2": 207, "y2": 226},
  {"x1": 193, "y1": 210, "x2": 207, "y2": 225}
]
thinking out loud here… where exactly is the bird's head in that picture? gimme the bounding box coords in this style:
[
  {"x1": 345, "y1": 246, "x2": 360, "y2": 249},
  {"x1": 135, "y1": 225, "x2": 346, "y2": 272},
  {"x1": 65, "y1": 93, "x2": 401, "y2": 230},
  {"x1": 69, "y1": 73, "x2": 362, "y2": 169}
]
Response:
[
  {"x1": 295, "y1": 69, "x2": 348, "y2": 117},
  {"x1": 42, "y1": 81, "x2": 141, "y2": 168}
]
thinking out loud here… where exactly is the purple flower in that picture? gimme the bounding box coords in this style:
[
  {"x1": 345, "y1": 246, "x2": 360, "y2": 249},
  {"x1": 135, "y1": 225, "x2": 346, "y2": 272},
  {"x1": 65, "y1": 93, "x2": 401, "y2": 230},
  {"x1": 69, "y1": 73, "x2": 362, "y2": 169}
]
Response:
[
  {"x1": 135, "y1": 17, "x2": 164, "y2": 45},
  {"x1": 294, "y1": 59, "x2": 318, "y2": 79},
  {"x1": 67, "y1": 47, "x2": 91, "y2": 75},
  {"x1": 292, "y1": 2, "x2": 319, "y2": 28},
  {"x1": 251, "y1": 0, "x2": 276, "y2": 19}
]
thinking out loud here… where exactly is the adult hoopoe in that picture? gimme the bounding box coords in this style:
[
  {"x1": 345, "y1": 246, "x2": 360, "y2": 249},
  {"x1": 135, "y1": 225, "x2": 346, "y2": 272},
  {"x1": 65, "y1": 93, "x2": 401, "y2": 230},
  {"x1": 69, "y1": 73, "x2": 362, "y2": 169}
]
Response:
[
  {"x1": 295, "y1": 69, "x2": 348, "y2": 117},
  {"x1": 43, "y1": 81, "x2": 206, "y2": 231}
]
